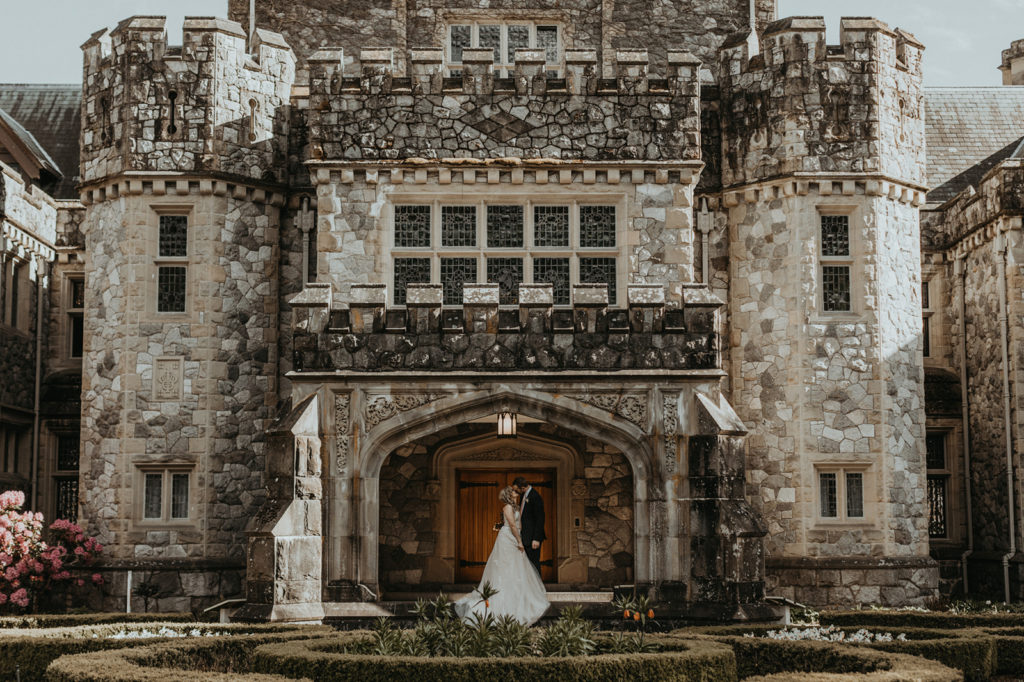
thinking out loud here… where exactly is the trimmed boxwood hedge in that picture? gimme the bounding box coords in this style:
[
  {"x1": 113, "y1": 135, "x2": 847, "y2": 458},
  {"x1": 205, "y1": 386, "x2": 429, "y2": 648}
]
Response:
[
  {"x1": 739, "y1": 651, "x2": 962, "y2": 682},
  {"x1": 44, "y1": 630, "x2": 323, "y2": 682},
  {"x1": 4, "y1": 622, "x2": 325, "y2": 682},
  {"x1": 822, "y1": 609, "x2": 1024, "y2": 629},
  {"x1": 0, "y1": 613, "x2": 198, "y2": 629},
  {"x1": 250, "y1": 634, "x2": 738, "y2": 682},
  {"x1": 677, "y1": 627, "x2": 965, "y2": 682}
]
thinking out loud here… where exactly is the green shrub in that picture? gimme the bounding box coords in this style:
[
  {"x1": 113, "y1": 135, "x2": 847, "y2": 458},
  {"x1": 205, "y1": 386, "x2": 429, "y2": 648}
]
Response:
[
  {"x1": 980, "y1": 628, "x2": 1024, "y2": 675},
  {"x1": 822, "y1": 609, "x2": 1024, "y2": 629},
  {"x1": 739, "y1": 651, "x2": 960, "y2": 682},
  {"x1": 0, "y1": 613, "x2": 198, "y2": 629},
  {"x1": 251, "y1": 634, "x2": 738, "y2": 682},
  {"x1": 45, "y1": 630, "x2": 323, "y2": 682},
  {"x1": 682, "y1": 624, "x2": 992, "y2": 682},
  {"x1": 8, "y1": 622, "x2": 322, "y2": 682}
]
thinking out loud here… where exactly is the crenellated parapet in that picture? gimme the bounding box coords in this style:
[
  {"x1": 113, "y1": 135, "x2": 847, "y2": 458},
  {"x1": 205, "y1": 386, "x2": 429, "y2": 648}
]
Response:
[
  {"x1": 718, "y1": 16, "x2": 925, "y2": 189},
  {"x1": 306, "y1": 47, "x2": 701, "y2": 162},
  {"x1": 290, "y1": 282, "x2": 723, "y2": 373},
  {"x1": 80, "y1": 16, "x2": 295, "y2": 188}
]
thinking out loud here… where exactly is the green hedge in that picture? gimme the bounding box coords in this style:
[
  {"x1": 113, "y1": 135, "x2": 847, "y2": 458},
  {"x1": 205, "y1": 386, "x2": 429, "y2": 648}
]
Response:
[
  {"x1": 5, "y1": 622, "x2": 324, "y2": 682},
  {"x1": 251, "y1": 634, "x2": 738, "y2": 682},
  {"x1": 677, "y1": 627, "x2": 964, "y2": 682},
  {"x1": 978, "y1": 628, "x2": 1024, "y2": 676},
  {"x1": 739, "y1": 651, "x2": 961, "y2": 682},
  {"x1": 822, "y1": 609, "x2": 1024, "y2": 629},
  {"x1": 0, "y1": 613, "x2": 198, "y2": 629},
  {"x1": 45, "y1": 630, "x2": 322, "y2": 682}
]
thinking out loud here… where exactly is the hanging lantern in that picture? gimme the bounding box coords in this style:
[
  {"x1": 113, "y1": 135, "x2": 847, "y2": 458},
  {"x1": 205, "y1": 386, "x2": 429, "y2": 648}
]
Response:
[{"x1": 497, "y1": 411, "x2": 517, "y2": 439}]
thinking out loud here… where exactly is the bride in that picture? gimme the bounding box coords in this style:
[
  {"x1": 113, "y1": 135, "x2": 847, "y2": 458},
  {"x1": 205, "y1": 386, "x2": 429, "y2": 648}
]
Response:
[{"x1": 454, "y1": 485, "x2": 550, "y2": 626}]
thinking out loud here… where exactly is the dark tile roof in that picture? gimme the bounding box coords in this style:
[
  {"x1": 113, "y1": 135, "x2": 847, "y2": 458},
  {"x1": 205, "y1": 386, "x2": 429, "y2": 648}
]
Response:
[
  {"x1": 925, "y1": 87, "x2": 1024, "y2": 205},
  {"x1": 0, "y1": 106, "x2": 61, "y2": 178},
  {"x1": 0, "y1": 85, "x2": 81, "y2": 200}
]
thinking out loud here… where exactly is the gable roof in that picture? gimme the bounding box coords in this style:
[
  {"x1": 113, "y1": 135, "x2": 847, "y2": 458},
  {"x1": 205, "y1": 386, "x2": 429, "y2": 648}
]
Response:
[
  {"x1": 0, "y1": 85, "x2": 81, "y2": 199},
  {"x1": 925, "y1": 87, "x2": 1024, "y2": 206},
  {"x1": 0, "y1": 106, "x2": 61, "y2": 180}
]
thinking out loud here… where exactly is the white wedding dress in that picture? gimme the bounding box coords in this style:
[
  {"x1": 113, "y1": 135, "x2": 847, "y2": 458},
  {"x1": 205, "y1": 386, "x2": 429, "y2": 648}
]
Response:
[{"x1": 454, "y1": 507, "x2": 550, "y2": 626}]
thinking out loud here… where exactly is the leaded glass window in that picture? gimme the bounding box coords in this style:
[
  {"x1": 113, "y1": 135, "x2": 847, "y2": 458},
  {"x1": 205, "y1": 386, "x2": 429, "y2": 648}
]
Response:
[
  {"x1": 845, "y1": 472, "x2": 864, "y2": 518},
  {"x1": 159, "y1": 215, "x2": 188, "y2": 258},
  {"x1": 580, "y1": 257, "x2": 617, "y2": 304},
  {"x1": 171, "y1": 473, "x2": 189, "y2": 519},
  {"x1": 70, "y1": 279, "x2": 85, "y2": 308},
  {"x1": 441, "y1": 258, "x2": 477, "y2": 305},
  {"x1": 394, "y1": 258, "x2": 431, "y2": 306},
  {"x1": 534, "y1": 206, "x2": 569, "y2": 247},
  {"x1": 821, "y1": 215, "x2": 850, "y2": 257},
  {"x1": 487, "y1": 205, "x2": 524, "y2": 248},
  {"x1": 441, "y1": 206, "x2": 477, "y2": 247},
  {"x1": 157, "y1": 266, "x2": 187, "y2": 313},
  {"x1": 534, "y1": 257, "x2": 570, "y2": 305},
  {"x1": 819, "y1": 472, "x2": 838, "y2": 518},
  {"x1": 822, "y1": 265, "x2": 850, "y2": 312},
  {"x1": 928, "y1": 476, "x2": 948, "y2": 538},
  {"x1": 395, "y1": 205, "x2": 431, "y2": 248},
  {"x1": 57, "y1": 435, "x2": 79, "y2": 471},
  {"x1": 447, "y1": 22, "x2": 563, "y2": 77},
  {"x1": 926, "y1": 432, "x2": 946, "y2": 470},
  {"x1": 580, "y1": 205, "x2": 616, "y2": 248},
  {"x1": 55, "y1": 478, "x2": 78, "y2": 521},
  {"x1": 487, "y1": 257, "x2": 523, "y2": 305},
  {"x1": 143, "y1": 473, "x2": 162, "y2": 519}
]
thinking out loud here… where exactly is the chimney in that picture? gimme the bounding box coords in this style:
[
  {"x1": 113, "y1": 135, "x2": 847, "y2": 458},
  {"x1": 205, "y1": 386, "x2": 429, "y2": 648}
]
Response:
[{"x1": 1001, "y1": 39, "x2": 1024, "y2": 85}]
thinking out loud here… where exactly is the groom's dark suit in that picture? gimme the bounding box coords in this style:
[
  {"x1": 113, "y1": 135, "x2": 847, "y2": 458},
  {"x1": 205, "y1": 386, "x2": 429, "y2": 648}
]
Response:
[{"x1": 520, "y1": 486, "x2": 546, "y2": 576}]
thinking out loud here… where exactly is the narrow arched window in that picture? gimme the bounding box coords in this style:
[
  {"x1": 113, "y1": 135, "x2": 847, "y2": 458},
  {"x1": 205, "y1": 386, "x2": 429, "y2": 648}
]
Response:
[
  {"x1": 248, "y1": 99, "x2": 259, "y2": 142},
  {"x1": 167, "y1": 90, "x2": 178, "y2": 135}
]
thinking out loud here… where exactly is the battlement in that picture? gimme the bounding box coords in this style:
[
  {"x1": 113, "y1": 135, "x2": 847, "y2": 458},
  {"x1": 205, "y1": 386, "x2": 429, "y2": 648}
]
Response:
[
  {"x1": 80, "y1": 16, "x2": 295, "y2": 188},
  {"x1": 290, "y1": 283, "x2": 724, "y2": 373},
  {"x1": 307, "y1": 46, "x2": 701, "y2": 163},
  {"x1": 718, "y1": 16, "x2": 925, "y2": 188},
  {"x1": 1002, "y1": 38, "x2": 1024, "y2": 85}
]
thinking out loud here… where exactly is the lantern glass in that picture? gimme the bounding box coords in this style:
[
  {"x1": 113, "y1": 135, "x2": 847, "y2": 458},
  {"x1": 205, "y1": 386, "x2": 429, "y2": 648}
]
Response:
[{"x1": 497, "y1": 411, "x2": 517, "y2": 438}]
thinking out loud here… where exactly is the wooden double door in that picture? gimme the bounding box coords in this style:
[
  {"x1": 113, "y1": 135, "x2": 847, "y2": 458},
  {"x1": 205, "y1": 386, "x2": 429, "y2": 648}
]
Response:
[{"x1": 456, "y1": 469, "x2": 556, "y2": 583}]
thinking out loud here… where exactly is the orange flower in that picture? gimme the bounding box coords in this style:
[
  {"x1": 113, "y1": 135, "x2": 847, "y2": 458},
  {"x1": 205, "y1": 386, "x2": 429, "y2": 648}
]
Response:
[
  {"x1": 633, "y1": 612, "x2": 640, "y2": 621},
  {"x1": 647, "y1": 609, "x2": 655, "y2": 619},
  {"x1": 623, "y1": 609, "x2": 631, "y2": 619},
  {"x1": 485, "y1": 600, "x2": 490, "y2": 608}
]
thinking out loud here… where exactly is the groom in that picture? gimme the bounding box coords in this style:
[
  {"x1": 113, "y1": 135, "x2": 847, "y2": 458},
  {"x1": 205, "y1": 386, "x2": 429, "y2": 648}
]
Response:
[{"x1": 513, "y1": 476, "x2": 545, "y2": 576}]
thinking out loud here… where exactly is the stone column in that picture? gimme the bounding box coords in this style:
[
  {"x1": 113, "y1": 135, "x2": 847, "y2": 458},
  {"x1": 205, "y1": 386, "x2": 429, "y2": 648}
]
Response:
[{"x1": 235, "y1": 394, "x2": 325, "y2": 622}]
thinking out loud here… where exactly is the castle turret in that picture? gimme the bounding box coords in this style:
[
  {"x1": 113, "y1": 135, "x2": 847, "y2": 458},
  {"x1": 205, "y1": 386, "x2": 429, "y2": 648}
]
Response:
[
  {"x1": 715, "y1": 17, "x2": 937, "y2": 605},
  {"x1": 77, "y1": 17, "x2": 295, "y2": 612},
  {"x1": 1001, "y1": 39, "x2": 1024, "y2": 85}
]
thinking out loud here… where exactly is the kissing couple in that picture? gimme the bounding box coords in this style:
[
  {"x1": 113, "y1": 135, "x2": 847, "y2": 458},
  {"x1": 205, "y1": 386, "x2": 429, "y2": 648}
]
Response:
[{"x1": 454, "y1": 476, "x2": 551, "y2": 625}]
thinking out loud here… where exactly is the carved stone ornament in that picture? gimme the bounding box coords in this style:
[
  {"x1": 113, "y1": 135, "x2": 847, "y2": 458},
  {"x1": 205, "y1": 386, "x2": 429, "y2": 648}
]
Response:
[
  {"x1": 566, "y1": 392, "x2": 649, "y2": 429},
  {"x1": 363, "y1": 393, "x2": 444, "y2": 429},
  {"x1": 334, "y1": 393, "x2": 351, "y2": 472},
  {"x1": 663, "y1": 392, "x2": 679, "y2": 474},
  {"x1": 571, "y1": 478, "x2": 587, "y2": 498},
  {"x1": 154, "y1": 358, "x2": 182, "y2": 401},
  {"x1": 461, "y1": 448, "x2": 554, "y2": 462}
]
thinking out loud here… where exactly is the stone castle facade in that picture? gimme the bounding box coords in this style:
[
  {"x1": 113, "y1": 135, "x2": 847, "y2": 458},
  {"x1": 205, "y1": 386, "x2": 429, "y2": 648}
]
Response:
[{"x1": 2, "y1": 0, "x2": 1024, "y2": 617}]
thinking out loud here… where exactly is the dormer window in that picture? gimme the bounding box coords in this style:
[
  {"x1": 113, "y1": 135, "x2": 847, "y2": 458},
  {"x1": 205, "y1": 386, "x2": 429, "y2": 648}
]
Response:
[{"x1": 447, "y1": 22, "x2": 561, "y2": 77}]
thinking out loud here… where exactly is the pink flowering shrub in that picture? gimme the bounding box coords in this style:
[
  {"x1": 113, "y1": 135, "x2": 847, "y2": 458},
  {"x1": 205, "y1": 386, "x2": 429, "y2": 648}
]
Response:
[{"x1": 0, "y1": 490, "x2": 103, "y2": 612}]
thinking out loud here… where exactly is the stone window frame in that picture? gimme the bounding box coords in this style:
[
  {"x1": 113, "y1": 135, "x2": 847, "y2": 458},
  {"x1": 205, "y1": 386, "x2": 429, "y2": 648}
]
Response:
[
  {"x1": 65, "y1": 273, "x2": 85, "y2": 360},
  {"x1": 815, "y1": 205, "x2": 859, "y2": 318},
  {"x1": 150, "y1": 206, "x2": 194, "y2": 319},
  {"x1": 812, "y1": 462, "x2": 875, "y2": 526},
  {"x1": 387, "y1": 193, "x2": 626, "y2": 308},
  {"x1": 133, "y1": 461, "x2": 196, "y2": 527},
  {"x1": 920, "y1": 265, "x2": 944, "y2": 364},
  {"x1": 924, "y1": 421, "x2": 963, "y2": 545},
  {"x1": 444, "y1": 19, "x2": 565, "y2": 77}
]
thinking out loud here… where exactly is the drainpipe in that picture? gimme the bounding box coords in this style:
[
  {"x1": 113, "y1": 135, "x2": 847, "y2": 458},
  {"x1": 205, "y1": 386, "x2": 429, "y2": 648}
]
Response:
[
  {"x1": 955, "y1": 255, "x2": 973, "y2": 593},
  {"x1": 995, "y1": 232, "x2": 1017, "y2": 603},
  {"x1": 697, "y1": 199, "x2": 712, "y2": 284},
  {"x1": 30, "y1": 254, "x2": 46, "y2": 511},
  {"x1": 249, "y1": 0, "x2": 256, "y2": 46}
]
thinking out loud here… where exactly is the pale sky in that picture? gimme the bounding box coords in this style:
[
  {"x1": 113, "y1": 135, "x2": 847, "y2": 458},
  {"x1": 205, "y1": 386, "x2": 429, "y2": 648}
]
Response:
[{"x1": 0, "y1": 0, "x2": 1019, "y2": 86}]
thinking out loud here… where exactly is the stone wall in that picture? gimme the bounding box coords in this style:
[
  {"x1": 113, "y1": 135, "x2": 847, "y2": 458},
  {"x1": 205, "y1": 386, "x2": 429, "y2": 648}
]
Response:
[
  {"x1": 719, "y1": 17, "x2": 925, "y2": 190},
  {"x1": 307, "y1": 49, "x2": 702, "y2": 163},
  {"x1": 80, "y1": 17, "x2": 295, "y2": 184},
  {"x1": 725, "y1": 182, "x2": 933, "y2": 604},
  {"x1": 229, "y1": 0, "x2": 775, "y2": 81},
  {"x1": 310, "y1": 168, "x2": 698, "y2": 304},
  {"x1": 79, "y1": 186, "x2": 281, "y2": 576}
]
